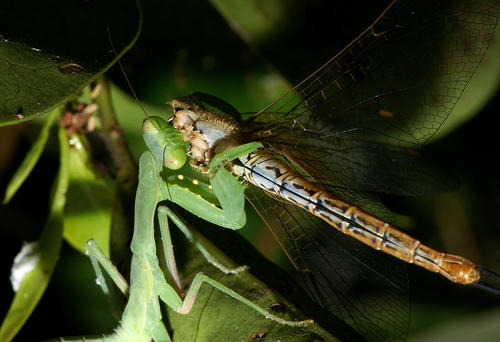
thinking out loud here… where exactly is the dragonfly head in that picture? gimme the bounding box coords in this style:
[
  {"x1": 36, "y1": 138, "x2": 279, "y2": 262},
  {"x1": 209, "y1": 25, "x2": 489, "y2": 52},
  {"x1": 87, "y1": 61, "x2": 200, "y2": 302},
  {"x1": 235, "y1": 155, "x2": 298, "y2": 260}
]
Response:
[{"x1": 167, "y1": 92, "x2": 242, "y2": 168}]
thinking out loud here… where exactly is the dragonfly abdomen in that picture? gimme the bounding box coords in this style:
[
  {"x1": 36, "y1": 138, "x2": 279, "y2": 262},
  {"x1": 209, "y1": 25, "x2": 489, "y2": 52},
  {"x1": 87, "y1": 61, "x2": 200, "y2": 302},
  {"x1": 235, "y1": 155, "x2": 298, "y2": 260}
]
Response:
[{"x1": 233, "y1": 149, "x2": 480, "y2": 285}]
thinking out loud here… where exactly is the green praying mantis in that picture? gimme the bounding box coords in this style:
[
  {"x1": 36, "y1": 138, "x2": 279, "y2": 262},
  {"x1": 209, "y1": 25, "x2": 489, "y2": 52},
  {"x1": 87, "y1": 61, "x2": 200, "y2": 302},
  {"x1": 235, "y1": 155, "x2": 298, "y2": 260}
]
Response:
[{"x1": 60, "y1": 108, "x2": 316, "y2": 341}]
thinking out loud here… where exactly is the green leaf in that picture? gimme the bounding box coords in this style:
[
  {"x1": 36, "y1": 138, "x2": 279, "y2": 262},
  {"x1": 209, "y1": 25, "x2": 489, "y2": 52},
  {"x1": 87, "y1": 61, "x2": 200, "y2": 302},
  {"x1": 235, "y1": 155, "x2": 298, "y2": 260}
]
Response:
[
  {"x1": 63, "y1": 135, "x2": 113, "y2": 256},
  {"x1": 210, "y1": 0, "x2": 292, "y2": 47},
  {"x1": 0, "y1": 0, "x2": 141, "y2": 126},
  {"x1": 3, "y1": 107, "x2": 61, "y2": 204},
  {"x1": 0, "y1": 125, "x2": 69, "y2": 342}
]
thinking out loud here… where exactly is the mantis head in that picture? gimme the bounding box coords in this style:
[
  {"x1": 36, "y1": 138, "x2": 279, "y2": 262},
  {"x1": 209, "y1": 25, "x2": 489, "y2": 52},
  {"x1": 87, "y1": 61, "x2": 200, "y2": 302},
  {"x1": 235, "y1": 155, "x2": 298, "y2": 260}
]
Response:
[{"x1": 143, "y1": 116, "x2": 188, "y2": 170}]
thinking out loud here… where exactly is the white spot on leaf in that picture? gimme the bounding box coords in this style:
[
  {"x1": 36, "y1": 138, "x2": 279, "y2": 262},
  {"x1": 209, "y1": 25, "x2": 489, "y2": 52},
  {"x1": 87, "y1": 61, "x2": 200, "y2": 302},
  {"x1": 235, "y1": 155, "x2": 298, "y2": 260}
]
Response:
[{"x1": 10, "y1": 241, "x2": 40, "y2": 292}]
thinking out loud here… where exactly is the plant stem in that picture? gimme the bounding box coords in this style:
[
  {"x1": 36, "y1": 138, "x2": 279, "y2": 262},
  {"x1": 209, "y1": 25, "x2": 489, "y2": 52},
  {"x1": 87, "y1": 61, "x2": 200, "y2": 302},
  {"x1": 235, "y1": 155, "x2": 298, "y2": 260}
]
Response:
[{"x1": 94, "y1": 76, "x2": 138, "y2": 279}]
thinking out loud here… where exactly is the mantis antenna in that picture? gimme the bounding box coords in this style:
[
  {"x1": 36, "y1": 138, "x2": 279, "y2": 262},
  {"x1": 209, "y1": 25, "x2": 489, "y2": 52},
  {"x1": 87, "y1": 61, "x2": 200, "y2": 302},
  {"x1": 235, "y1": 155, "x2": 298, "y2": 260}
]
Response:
[
  {"x1": 106, "y1": 24, "x2": 149, "y2": 119},
  {"x1": 106, "y1": 24, "x2": 187, "y2": 171}
]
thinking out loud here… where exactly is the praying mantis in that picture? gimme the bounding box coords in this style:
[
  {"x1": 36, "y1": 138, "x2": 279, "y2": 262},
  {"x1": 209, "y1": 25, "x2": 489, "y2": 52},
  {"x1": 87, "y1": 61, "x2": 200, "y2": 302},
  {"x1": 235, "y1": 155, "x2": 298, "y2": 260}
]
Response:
[{"x1": 58, "y1": 110, "x2": 320, "y2": 341}]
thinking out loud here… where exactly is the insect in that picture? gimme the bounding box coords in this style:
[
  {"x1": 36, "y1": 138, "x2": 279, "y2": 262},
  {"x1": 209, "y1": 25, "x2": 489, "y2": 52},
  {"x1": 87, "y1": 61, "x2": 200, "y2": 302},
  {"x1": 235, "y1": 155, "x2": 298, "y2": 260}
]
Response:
[{"x1": 134, "y1": 0, "x2": 499, "y2": 341}]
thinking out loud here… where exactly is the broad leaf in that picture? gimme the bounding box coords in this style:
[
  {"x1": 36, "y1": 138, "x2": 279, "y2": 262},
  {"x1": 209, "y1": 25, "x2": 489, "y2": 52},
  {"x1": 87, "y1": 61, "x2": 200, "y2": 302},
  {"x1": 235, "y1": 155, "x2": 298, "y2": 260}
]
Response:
[{"x1": 0, "y1": 0, "x2": 141, "y2": 125}]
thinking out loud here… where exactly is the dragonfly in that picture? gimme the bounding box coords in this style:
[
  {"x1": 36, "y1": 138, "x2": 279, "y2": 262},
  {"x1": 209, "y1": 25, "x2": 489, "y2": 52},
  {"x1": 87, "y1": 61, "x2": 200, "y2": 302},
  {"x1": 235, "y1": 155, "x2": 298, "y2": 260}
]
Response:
[{"x1": 160, "y1": 0, "x2": 500, "y2": 341}]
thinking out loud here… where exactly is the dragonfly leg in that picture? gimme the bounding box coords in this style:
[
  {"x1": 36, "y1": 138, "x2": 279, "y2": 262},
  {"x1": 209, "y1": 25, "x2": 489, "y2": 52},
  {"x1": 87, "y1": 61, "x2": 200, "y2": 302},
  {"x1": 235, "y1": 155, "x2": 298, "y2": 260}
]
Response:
[{"x1": 474, "y1": 267, "x2": 500, "y2": 295}]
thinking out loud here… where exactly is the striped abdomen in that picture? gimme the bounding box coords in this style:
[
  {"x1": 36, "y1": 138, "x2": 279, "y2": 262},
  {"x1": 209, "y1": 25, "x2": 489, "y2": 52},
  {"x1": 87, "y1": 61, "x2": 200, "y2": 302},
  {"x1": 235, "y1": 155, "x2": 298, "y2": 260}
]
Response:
[{"x1": 232, "y1": 149, "x2": 480, "y2": 285}]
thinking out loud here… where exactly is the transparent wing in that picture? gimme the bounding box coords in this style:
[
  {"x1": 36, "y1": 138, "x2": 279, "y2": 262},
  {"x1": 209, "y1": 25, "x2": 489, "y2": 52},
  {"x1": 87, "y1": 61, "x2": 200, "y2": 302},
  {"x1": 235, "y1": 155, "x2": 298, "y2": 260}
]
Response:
[
  {"x1": 245, "y1": 0, "x2": 499, "y2": 148},
  {"x1": 246, "y1": 186, "x2": 409, "y2": 342},
  {"x1": 265, "y1": 132, "x2": 458, "y2": 196}
]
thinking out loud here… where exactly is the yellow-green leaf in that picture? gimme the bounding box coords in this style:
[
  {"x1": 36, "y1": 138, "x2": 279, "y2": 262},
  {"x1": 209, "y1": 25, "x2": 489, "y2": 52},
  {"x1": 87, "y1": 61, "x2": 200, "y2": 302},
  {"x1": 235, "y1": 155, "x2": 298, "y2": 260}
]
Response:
[{"x1": 63, "y1": 135, "x2": 113, "y2": 256}]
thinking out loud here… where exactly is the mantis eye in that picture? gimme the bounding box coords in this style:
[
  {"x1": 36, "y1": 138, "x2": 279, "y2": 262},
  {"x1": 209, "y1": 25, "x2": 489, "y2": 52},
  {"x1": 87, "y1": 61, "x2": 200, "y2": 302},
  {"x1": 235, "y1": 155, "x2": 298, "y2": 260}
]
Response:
[{"x1": 164, "y1": 145, "x2": 187, "y2": 170}]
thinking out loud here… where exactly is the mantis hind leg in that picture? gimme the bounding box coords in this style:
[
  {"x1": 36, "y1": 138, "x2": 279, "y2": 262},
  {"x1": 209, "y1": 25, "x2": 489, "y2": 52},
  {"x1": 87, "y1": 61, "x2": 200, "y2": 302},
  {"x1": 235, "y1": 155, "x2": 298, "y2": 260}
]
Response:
[
  {"x1": 158, "y1": 206, "x2": 248, "y2": 276},
  {"x1": 174, "y1": 272, "x2": 313, "y2": 327}
]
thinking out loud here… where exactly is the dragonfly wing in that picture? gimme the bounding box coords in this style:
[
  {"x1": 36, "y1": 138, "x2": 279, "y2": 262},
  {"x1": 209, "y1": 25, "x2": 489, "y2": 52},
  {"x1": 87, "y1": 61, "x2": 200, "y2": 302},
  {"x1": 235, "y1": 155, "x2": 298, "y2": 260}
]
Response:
[
  {"x1": 265, "y1": 133, "x2": 458, "y2": 196},
  {"x1": 246, "y1": 186, "x2": 409, "y2": 342},
  {"x1": 246, "y1": 0, "x2": 499, "y2": 147}
]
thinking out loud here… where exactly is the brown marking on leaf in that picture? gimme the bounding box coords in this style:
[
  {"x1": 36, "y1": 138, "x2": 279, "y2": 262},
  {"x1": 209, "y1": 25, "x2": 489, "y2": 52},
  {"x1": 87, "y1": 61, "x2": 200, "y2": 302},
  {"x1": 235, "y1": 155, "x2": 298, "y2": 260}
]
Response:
[
  {"x1": 59, "y1": 63, "x2": 85, "y2": 75},
  {"x1": 248, "y1": 332, "x2": 267, "y2": 342}
]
